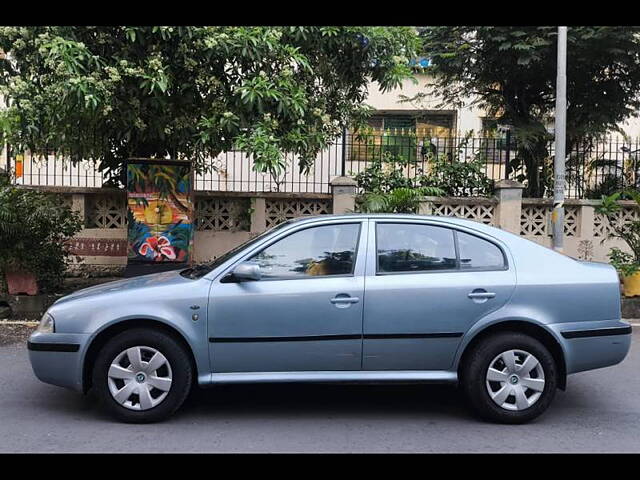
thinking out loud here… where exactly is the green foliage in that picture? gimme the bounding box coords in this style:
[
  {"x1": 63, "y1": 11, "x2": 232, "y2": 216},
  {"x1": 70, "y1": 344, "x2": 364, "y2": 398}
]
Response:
[
  {"x1": 352, "y1": 148, "x2": 492, "y2": 214},
  {"x1": 419, "y1": 155, "x2": 493, "y2": 197},
  {"x1": 597, "y1": 189, "x2": 640, "y2": 276},
  {"x1": 353, "y1": 152, "x2": 419, "y2": 193},
  {"x1": 608, "y1": 248, "x2": 640, "y2": 277},
  {"x1": 353, "y1": 145, "x2": 494, "y2": 213},
  {"x1": 0, "y1": 26, "x2": 418, "y2": 182},
  {"x1": 417, "y1": 26, "x2": 640, "y2": 197},
  {"x1": 0, "y1": 175, "x2": 83, "y2": 292},
  {"x1": 358, "y1": 187, "x2": 442, "y2": 214}
]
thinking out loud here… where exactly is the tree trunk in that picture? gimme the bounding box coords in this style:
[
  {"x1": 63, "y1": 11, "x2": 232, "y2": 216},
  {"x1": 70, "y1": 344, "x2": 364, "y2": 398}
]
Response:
[{"x1": 520, "y1": 137, "x2": 549, "y2": 198}]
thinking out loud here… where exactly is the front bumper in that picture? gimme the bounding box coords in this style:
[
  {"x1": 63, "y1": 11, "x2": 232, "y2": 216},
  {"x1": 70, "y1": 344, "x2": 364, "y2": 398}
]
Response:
[
  {"x1": 548, "y1": 320, "x2": 632, "y2": 375},
  {"x1": 27, "y1": 331, "x2": 91, "y2": 392}
]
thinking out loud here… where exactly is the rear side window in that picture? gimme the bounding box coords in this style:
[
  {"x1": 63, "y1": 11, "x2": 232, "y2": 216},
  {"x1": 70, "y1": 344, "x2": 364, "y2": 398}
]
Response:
[
  {"x1": 376, "y1": 223, "x2": 457, "y2": 273},
  {"x1": 457, "y1": 231, "x2": 506, "y2": 270}
]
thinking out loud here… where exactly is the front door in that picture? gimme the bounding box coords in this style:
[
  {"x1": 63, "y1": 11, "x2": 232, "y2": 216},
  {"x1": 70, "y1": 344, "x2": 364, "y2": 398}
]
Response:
[
  {"x1": 208, "y1": 220, "x2": 367, "y2": 373},
  {"x1": 362, "y1": 220, "x2": 516, "y2": 371}
]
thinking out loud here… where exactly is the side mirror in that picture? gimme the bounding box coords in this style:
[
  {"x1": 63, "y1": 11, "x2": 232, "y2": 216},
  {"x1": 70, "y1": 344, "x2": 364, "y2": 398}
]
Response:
[{"x1": 230, "y1": 262, "x2": 262, "y2": 282}]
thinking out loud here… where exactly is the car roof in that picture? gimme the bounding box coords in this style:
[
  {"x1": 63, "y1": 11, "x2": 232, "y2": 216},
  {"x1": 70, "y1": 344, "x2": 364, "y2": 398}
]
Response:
[
  {"x1": 287, "y1": 213, "x2": 510, "y2": 239},
  {"x1": 291, "y1": 213, "x2": 491, "y2": 227}
]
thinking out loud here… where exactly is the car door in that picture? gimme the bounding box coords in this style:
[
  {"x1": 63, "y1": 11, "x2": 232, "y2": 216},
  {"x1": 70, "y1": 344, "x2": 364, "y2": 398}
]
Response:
[
  {"x1": 362, "y1": 220, "x2": 516, "y2": 371},
  {"x1": 208, "y1": 219, "x2": 367, "y2": 373}
]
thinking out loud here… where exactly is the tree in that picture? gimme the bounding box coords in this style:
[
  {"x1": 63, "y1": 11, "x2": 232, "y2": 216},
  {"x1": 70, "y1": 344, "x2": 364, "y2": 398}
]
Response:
[
  {"x1": 417, "y1": 26, "x2": 640, "y2": 197},
  {"x1": 0, "y1": 26, "x2": 418, "y2": 184}
]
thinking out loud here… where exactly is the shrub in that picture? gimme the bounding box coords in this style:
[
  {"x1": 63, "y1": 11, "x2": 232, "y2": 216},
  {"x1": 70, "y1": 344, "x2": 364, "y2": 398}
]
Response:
[
  {"x1": 352, "y1": 152, "x2": 417, "y2": 193},
  {"x1": 358, "y1": 187, "x2": 443, "y2": 214},
  {"x1": 0, "y1": 175, "x2": 83, "y2": 292},
  {"x1": 419, "y1": 155, "x2": 494, "y2": 197},
  {"x1": 596, "y1": 189, "x2": 640, "y2": 276},
  {"x1": 352, "y1": 150, "x2": 492, "y2": 213}
]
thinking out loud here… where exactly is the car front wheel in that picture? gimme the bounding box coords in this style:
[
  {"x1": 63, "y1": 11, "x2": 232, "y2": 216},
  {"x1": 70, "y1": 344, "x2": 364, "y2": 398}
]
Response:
[
  {"x1": 92, "y1": 328, "x2": 193, "y2": 423},
  {"x1": 461, "y1": 332, "x2": 558, "y2": 424}
]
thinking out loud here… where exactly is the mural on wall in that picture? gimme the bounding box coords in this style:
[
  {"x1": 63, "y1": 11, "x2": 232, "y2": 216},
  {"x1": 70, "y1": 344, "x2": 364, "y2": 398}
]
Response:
[{"x1": 127, "y1": 161, "x2": 194, "y2": 263}]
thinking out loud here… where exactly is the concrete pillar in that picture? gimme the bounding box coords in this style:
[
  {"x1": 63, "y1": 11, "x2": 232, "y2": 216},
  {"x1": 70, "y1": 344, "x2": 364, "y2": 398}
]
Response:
[
  {"x1": 330, "y1": 176, "x2": 357, "y2": 214},
  {"x1": 418, "y1": 199, "x2": 434, "y2": 215},
  {"x1": 71, "y1": 193, "x2": 87, "y2": 227},
  {"x1": 250, "y1": 197, "x2": 267, "y2": 234},
  {"x1": 578, "y1": 203, "x2": 594, "y2": 240},
  {"x1": 494, "y1": 179, "x2": 524, "y2": 235}
]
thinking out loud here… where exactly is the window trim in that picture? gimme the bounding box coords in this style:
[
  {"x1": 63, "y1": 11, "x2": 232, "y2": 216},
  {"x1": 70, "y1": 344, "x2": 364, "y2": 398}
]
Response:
[
  {"x1": 224, "y1": 222, "x2": 364, "y2": 282},
  {"x1": 374, "y1": 221, "x2": 508, "y2": 276}
]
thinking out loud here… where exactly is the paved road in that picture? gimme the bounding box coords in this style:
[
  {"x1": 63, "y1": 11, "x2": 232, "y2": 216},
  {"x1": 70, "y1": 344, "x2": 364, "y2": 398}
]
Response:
[{"x1": 1, "y1": 333, "x2": 639, "y2": 453}]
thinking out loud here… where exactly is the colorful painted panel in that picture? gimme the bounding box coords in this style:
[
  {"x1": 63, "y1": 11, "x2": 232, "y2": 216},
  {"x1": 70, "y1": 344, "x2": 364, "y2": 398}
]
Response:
[{"x1": 127, "y1": 162, "x2": 193, "y2": 263}]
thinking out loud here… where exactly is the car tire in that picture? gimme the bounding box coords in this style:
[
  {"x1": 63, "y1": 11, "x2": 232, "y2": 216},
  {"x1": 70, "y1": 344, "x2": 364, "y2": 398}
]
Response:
[
  {"x1": 92, "y1": 328, "x2": 193, "y2": 423},
  {"x1": 461, "y1": 331, "x2": 557, "y2": 424}
]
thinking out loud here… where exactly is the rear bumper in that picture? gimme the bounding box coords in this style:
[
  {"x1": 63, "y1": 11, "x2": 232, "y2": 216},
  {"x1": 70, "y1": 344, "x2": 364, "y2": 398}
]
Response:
[
  {"x1": 548, "y1": 320, "x2": 632, "y2": 374},
  {"x1": 27, "y1": 331, "x2": 90, "y2": 392}
]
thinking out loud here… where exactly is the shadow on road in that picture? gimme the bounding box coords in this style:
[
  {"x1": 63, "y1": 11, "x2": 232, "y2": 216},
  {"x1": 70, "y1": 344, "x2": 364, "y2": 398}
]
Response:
[
  {"x1": 35, "y1": 382, "x2": 474, "y2": 423},
  {"x1": 180, "y1": 383, "x2": 472, "y2": 420}
]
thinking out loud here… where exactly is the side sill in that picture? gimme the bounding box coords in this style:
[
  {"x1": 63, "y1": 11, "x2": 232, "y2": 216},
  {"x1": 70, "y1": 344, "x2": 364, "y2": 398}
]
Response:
[{"x1": 200, "y1": 370, "x2": 458, "y2": 386}]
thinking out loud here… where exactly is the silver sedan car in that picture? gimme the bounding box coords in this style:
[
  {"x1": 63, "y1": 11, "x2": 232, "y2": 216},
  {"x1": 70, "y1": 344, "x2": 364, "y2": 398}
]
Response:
[{"x1": 28, "y1": 214, "x2": 632, "y2": 423}]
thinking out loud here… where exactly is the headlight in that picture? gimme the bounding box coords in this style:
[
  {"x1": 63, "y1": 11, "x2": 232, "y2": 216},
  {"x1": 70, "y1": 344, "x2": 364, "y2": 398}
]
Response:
[{"x1": 37, "y1": 312, "x2": 55, "y2": 334}]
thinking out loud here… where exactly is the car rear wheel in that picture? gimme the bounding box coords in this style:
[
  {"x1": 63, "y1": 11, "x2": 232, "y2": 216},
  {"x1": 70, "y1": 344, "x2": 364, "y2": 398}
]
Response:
[
  {"x1": 461, "y1": 332, "x2": 557, "y2": 424},
  {"x1": 92, "y1": 328, "x2": 193, "y2": 423}
]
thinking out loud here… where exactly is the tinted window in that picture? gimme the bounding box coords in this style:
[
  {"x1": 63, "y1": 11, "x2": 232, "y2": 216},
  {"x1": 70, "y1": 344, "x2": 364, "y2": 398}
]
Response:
[
  {"x1": 377, "y1": 223, "x2": 456, "y2": 273},
  {"x1": 250, "y1": 223, "x2": 360, "y2": 279},
  {"x1": 457, "y1": 231, "x2": 505, "y2": 270}
]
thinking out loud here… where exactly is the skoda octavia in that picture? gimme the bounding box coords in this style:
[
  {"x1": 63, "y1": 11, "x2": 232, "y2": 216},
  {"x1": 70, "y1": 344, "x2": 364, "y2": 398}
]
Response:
[{"x1": 28, "y1": 214, "x2": 632, "y2": 423}]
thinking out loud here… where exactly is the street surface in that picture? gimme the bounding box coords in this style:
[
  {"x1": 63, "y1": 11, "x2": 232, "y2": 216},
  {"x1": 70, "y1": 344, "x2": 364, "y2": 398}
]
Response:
[{"x1": 0, "y1": 332, "x2": 638, "y2": 453}]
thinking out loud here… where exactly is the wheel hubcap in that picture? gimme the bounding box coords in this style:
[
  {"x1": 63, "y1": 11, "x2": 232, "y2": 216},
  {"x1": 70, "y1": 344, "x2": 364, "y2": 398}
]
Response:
[
  {"x1": 107, "y1": 346, "x2": 173, "y2": 411},
  {"x1": 485, "y1": 349, "x2": 545, "y2": 411}
]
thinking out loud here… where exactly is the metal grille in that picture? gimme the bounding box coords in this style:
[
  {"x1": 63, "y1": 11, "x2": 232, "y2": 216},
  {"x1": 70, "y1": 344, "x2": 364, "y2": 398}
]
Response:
[{"x1": 7, "y1": 134, "x2": 640, "y2": 199}]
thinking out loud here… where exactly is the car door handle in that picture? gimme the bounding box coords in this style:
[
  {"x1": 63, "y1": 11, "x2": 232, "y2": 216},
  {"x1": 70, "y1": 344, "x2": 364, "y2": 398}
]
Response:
[
  {"x1": 330, "y1": 296, "x2": 360, "y2": 304},
  {"x1": 467, "y1": 291, "x2": 496, "y2": 299}
]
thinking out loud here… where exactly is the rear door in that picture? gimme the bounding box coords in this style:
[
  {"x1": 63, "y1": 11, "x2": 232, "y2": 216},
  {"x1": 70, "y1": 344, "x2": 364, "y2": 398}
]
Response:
[{"x1": 362, "y1": 220, "x2": 516, "y2": 371}]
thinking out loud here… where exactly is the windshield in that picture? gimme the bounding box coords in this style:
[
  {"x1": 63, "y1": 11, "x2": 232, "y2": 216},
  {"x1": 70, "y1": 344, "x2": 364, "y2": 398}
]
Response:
[{"x1": 180, "y1": 219, "x2": 295, "y2": 279}]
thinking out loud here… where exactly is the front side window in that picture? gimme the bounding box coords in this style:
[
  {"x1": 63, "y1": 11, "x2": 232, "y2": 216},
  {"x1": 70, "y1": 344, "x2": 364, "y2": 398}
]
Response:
[
  {"x1": 250, "y1": 223, "x2": 361, "y2": 279},
  {"x1": 457, "y1": 231, "x2": 505, "y2": 270},
  {"x1": 377, "y1": 223, "x2": 457, "y2": 273}
]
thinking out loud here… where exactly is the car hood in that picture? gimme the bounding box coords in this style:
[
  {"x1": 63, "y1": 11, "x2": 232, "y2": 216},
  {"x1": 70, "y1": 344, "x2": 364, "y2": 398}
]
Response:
[{"x1": 55, "y1": 269, "x2": 192, "y2": 305}]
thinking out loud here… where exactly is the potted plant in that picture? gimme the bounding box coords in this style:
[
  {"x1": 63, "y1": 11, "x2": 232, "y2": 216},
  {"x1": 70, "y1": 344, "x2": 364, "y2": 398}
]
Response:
[
  {"x1": 596, "y1": 190, "x2": 640, "y2": 297},
  {"x1": 0, "y1": 175, "x2": 83, "y2": 295}
]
